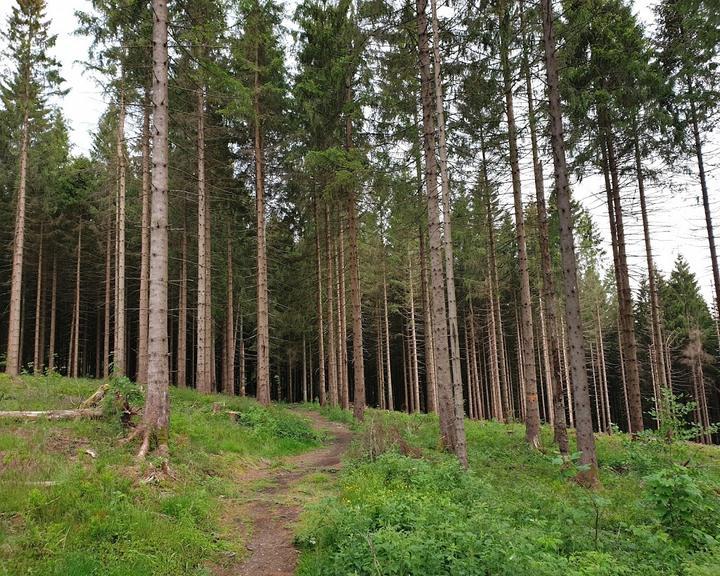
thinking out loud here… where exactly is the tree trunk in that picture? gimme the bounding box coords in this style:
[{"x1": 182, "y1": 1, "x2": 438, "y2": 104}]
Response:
[
  {"x1": 480, "y1": 138, "x2": 508, "y2": 421},
  {"x1": 541, "y1": 0, "x2": 598, "y2": 483},
  {"x1": 314, "y1": 198, "x2": 326, "y2": 406},
  {"x1": 430, "y1": 0, "x2": 466, "y2": 446},
  {"x1": 48, "y1": 255, "x2": 57, "y2": 374},
  {"x1": 177, "y1": 212, "x2": 188, "y2": 387},
  {"x1": 114, "y1": 84, "x2": 127, "y2": 377},
  {"x1": 255, "y1": 50, "x2": 270, "y2": 405},
  {"x1": 70, "y1": 224, "x2": 82, "y2": 379},
  {"x1": 103, "y1": 228, "x2": 112, "y2": 379},
  {"x1": 239, "y1": 317, "x2": 246, "y2": 396},
  {"x1": 602, "y1": 125, "x2": 643, "y2": 433},
  {"x1": 137, "y1": 93, "x2": 151, "y2": 385},
  {"x1": 408, "y1": 254, "x2": 420, "y2": 413},
  {"x1": 417, "y1": 0, "x2": 466, "y2": 466},
  {"x1": 498, "y1": 0, "x2": 541, "y2": 447},
  {"x1": 225, "y1": 237, "x2": 235, "y2": 395},
  {"x1": 419, "y1": 230, "x2": 437, "y2": 412},
  {"x1": 302, "y1": 335, "x2": 308, "y2": 403},
  {"x1": 33, "y1": 224, "x2": 44, "y2": 375},
  {"x1": 140, "y1": 0, "x2": 171, "y2": 459},
  {"x1": 6, "y1": 104, "x2": 30, "y2": 376},
  {"x1": 325, "y1": 206, "x2": 339, "y2": 406},
  {"x1": 196, "y1": 83, "x2": 211, "y2": 395},
  {"x1": 383, "y1": 267, "x2": 394, "y2": 411},
  {"x1": 688, "y1": 93, "x2": 720, "y2": 323},
  {"x1": 520, "y1": 0, "x2": 568, "y2": 453},
  {"x1": 337, "y1": 222, "x2": 349, "y2": 409}
]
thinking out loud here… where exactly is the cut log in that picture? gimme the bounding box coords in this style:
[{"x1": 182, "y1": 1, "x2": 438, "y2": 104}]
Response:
[
  {"x1": 0, "y1": 408, "x2": 103, "y2": 421},
  {"x1": 80, "y1": 384, "x2": 110, "y2": 408}
]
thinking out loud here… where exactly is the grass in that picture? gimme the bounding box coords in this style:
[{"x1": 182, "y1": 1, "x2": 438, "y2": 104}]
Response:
[
  {"x1": 296, "y1": 409, "x2": 720, "y2": 576},
  {"x1": 0, "y1": 373, "x2": 322, "y2": 576}
]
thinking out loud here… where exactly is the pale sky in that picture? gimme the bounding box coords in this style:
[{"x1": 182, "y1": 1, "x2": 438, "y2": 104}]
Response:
[{"x1": 0, "y1": 0, "x2": 717, "y2": 306}]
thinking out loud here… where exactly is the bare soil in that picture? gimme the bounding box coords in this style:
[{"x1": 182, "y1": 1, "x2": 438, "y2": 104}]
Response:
[{"x1": 213, "y1": 411, "x2": 352, "y2": 576}]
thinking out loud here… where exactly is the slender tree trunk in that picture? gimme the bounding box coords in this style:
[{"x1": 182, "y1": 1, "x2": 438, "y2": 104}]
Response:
[
  {"x1": 480, "y1": 140, "x2": 508, "y2": 421},
  {"x1": 225, "y1": 237, "x2": 235, "y2": 395},
  {"x1": 383, "y1": 267, "x2": 394, "y2": 411},
  {"x1": 137, "y1": 94, "x2": 151, "y2": 385},
  {"x1": 114, "y1": 84, "x2": 127, "y2": 377},
  {"x1": 177, "y1": 213, "x2": 188, "y2": 387},
  {"x1": 498, "y1": 0, "x2": 541, "y2": 447},
  {"x1": 72, "y1": 223, "x2": 82, "y2": 378},
  {"x1": 325, "y1": 207, "x2": 339, "y2": 406},
  {"x1": 464, "y1": 315, "x2": 475, "y2": 419},
  {"x1": 521, "y1": 1, "x2": 568, "y2": 453},
  {"x1": 48, "y1": 255, "x2": 57, "y2": 374},
  {"x1": 430, "y1": 0, "x2": 466, "y2": 446},
  {"x1": 239, "y1": 317, "x2": 246, "y2": 396},
  {"x1": 377, "y1": 312, "x2": 386, "y2": 409},
  {"x1": 541, "y1": 0, "x2": 598, "y2": 483},
  {"x1": 408, "y1": 254, "x2": 420, "y2": 413},
  {"x1": 255, "y1": 51, "x2": 270, "y2": 405},
  {"x1": 302, "y1": 335, "x2": 308, "y2": 403},
  {"x1": 417, "y1": 0, "x2": 466, "y2": 466},
  {"x1": 314, "y1": 198, "x2": 326, "y2": 406},
  {"x1": 419, "y1": 230, "x2": 437, "y2": 412},
  {"x1": 602, "y1": 125, "x2": 643, "y2": 433},
  {"x1": 33, "y1": 225, "x2": 44, "y2": 375},
  {"x1": 688, "y1": 94, "x2": 720, "y2": 321},
  {"x1": 6, "y1": 105, "x2": 30, "y2": 376},
  {"x1": 140, "y1": 0, "x2": 171, "y2": 458},
  {"x1": 103, "y1": 229, "x2": 112, "y2": 379},
  {"x1": 196, "y1": 83, "x2": 211, "y2": 394},
  {"x1": 469, "y1": 300, "x2": 483, "y2": 420},
  {"x1": 336, "y1": 227, "x2": 347, "y2": 409}
]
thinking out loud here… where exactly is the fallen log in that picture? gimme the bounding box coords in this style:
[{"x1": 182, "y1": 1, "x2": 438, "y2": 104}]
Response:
[
  {"x1": 0, "y1": 408, "x2": 103, "y2": 421},
  {"x1": 80, "y1": 383, "x2": 109, "y2": 408}
]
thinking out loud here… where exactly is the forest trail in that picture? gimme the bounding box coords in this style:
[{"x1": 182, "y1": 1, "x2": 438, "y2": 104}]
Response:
[{"x1": 213, "y1": 411, "x2": 352, "y2": 576}]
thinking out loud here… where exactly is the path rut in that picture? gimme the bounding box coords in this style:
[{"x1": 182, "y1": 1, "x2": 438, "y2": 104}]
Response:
[{"x1": 214, "y1": 411, "x2": 351, "y2": 576}]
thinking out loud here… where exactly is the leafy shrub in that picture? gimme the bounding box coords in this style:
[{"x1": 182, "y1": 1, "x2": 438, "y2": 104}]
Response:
[{"x1": 644, "y1": 464, "x2": 719, "y2": 549}]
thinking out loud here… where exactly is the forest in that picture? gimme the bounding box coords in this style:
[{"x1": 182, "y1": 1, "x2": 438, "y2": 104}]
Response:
[{"x1": 0, "y1": 0, "x2": 719, "y2": 574}]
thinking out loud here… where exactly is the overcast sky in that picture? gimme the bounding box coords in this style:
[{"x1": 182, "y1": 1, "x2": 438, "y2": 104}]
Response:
[{"x1": 0, "y1": 0, "x2": 717, "y2": 306}]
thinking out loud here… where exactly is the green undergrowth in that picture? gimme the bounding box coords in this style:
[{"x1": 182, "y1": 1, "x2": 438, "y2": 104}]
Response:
[
  {"x1": 296, "y1": 409, "x2": 720, "y2": 575},
  {"x1": 0, "y1": 373, "x2": 321, "y2": 575}
]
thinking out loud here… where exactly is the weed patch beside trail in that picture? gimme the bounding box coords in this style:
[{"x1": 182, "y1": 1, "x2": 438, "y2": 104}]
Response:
[
  {"x1": 0, "y1": 374, "x2": 321, "y2": 576},
  {"x1": 296, "y1": 410, "x2": 720, "y2": 576}
]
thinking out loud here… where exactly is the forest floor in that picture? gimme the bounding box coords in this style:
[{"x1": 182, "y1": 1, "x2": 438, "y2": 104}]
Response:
[
  {"x1": 213, "y1": 410, "x2": 352, "y2": 576},
  {"x1": 0, "y1": 373, "x2": 342, "y2": 575},
  {"x1": 2, "y1": 374, "x2": 720, "y2": 575}
]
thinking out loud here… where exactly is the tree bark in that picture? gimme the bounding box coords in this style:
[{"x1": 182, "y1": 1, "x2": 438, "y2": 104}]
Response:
[
  {"x1": 48, "y1": 255, "x2": 57, "y2": 374},
  {"x1": 417, "y1": 0, "x2": 466, "y2": 466},
  {"x1": 520, "y1": 0, "x2": 568, "y2": 453},
  {"x1": 255, "y1": 48, "x2": 270, "y2": 405},
  {"x1": 72, "y1": 224, "x2": 82, "y2": 378},
  {"x1": 196, "y1": 82, "x2": 211, "y2": 394},
  {"x1": 602, "y1": 125, "x2": 643, "y2": 433},
  {"x1": 498, "y1": 0, "x2": 541, "y2": 447},
  {"x1": 383, "y1": 267, "x2": 394, "y2": 411},
  {"x1": 137, "y1": 93, "x2": 151, "y2": 385},
  {"x1": 430, "y1": 0, "x2": 466, "y2": 443},
  {"x1": 103, "y1": 228, "x2": 112, "y2": 379},
  {"x1": 33, "y1": 224, "x2": 44, "y2": 375},
  {"x1": 225, "y1": 237, "x2": 235, "y2": 394},
  {"x1": 114, "y1": 84, "x2": 127, "y2": 377},
  {"x1": 541, "y1": 0, "x2": 597, "y2": 483},
  {"x1": 688, "y1": 92, "x2": 720, "y2": 324},
  {"x1": 419, "y1": 230, "x2": 437, "y2": 412},
  {"x1": 325, "y1": 206, "x2": 339, "y2": 406},
  {"x1": 6, "y1": 103, "x2": 30, "y2": 376},
  {"x1": 408, "y1": 253, "x2": 420, "y2": 413},
  {"x1": 140, "y1": 0, "x2": 171, "y2": 459},
  {"x1": 314, "y1": 198, "x2": 326, "y2": 406},
  {"x1": 177, "y1": 210, "x2": 188, "y2": 387}
]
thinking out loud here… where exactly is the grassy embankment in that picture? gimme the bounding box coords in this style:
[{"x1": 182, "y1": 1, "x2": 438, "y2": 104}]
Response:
[
  {"x1": 0, "y1": 373, "x2": 322, "y2": 575},
  {"x1": 296, "y1": 406, "x2": 720, "y2": 575}
]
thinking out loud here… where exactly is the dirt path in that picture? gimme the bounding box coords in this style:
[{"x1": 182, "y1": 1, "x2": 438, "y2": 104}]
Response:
[{"x1": 214, "y1": 411, "x2": 352, "y2": 576}]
